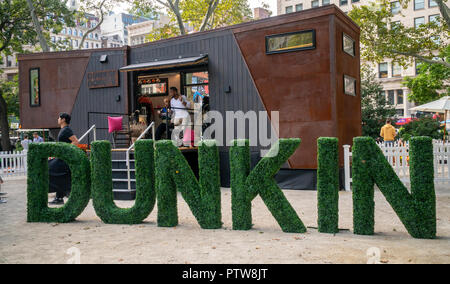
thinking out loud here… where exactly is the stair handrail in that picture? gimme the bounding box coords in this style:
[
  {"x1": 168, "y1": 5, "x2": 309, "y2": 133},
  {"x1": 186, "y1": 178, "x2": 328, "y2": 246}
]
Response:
[
  {"x1": 126, "y1": 122, "x2": 155, "y2": 191},
  {"x1": 79, "y1": 125, "x2": 97, "y2": 143}
]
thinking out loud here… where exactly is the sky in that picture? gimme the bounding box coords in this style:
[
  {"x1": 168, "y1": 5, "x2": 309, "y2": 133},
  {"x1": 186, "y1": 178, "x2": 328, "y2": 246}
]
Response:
[{"x1": 114, "y1": 0, "x2": 278, "y2": 17}]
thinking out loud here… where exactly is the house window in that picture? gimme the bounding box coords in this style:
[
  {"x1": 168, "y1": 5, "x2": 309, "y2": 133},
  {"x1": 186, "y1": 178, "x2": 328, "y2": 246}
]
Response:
[
  {"x1": 343, "y1": 33, "x2": 355, "y2": 56},
  {"x1": 295, "y1": 4, "x2": 303, "y2": 11},
  {"x1": 379, "y1": 63, "x2": 388, "y2": 78},
  {"x1": 388, "y1": 90, "x2": 395, "y2": 105},
  {"x1": 414, "y1": 0, "x2": 425, "y2": 10},
  {"x1": 184, "y1": 71, "x2": 209, "y2": 105},
  {"x1": 344, "y1": 75, "x2": 357, "y2": 96},
  {"x1": 391, "y1": 1, "x2": 401, "y2": 14},
  {"x1": 340, "y1": 0, "x2": 348, "y2": 5},
  {"x1": 323, "y1": 0, "x2": 330, "y2": 5},
  {"x1": 285, "y1": 6, "x2": 293, "y2": 13},
  {"x1": 311, "y1": 0, "x2": 319, "y2": 8},
  {"x1": 392, "y1": 62, "x2": 402, "y2": 77},
  {"x1": 266, "y1": 30, "x2": 315, "y2": 54},
  {"x1": 429, "y1": 0, "x2": 437, "y2": 7},
  {"x1": 397, "y1": 89, "x2": 404, "y2": 105}
]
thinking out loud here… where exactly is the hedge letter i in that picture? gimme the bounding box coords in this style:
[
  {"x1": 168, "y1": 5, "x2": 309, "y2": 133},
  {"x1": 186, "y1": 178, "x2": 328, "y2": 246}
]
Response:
[
  {"x1": 352, "y1": 137, "x2": 436, "y2": 239},
  {"x1": 155, "y1": 140, "x2": 222, "y2": 229},
  {"x1": 230, "y1": 139, "x2": 307, "y2": 233}
]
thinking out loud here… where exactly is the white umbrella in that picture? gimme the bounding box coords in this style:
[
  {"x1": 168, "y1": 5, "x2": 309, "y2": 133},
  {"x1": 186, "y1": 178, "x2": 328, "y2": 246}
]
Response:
[
  {"x1": 410, "y1": 96, "x2": 450, "y2": 140},
  {"x1": 410, "y1": 96, "x2": 450, "y2": 113}
]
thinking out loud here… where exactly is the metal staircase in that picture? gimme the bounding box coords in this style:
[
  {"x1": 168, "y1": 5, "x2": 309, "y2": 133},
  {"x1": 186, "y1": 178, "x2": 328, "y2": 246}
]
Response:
[{"x1": 111, "y1": 155, "x2": 136, "y2": 200}]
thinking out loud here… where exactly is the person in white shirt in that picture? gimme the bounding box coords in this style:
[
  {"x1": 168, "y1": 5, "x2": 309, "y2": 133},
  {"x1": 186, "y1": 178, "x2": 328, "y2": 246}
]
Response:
[
  {"x1": 21, "y1": 135, "x2": 32, "y2": 151},
  {"x1": 170, "y1": 87, "x2": 191, "y2": 146}
]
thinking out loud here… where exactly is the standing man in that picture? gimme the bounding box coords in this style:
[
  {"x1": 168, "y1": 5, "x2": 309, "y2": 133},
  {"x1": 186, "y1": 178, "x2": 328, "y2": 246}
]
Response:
[
  {"x1": 33, "y1": 132, "x2": 44, "y2": 143},
  {"x1": 21, "y1": 135, "x2": 32, "y2": 151},
  {"x1": 380, "y1": 119, "x2": 397, "y2": 147},
  {"x1": 48, "y1": 113, "x2": 79, "y2": 205},
  {"x1": 170, "y1": 87, "x2": 191, "y2": 146}
]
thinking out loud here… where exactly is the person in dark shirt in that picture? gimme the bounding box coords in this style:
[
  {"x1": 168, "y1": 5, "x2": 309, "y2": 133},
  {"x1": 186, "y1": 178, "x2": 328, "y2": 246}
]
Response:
[{"x1": 48, "y1": 113, "x2": 79, "y2": 205}]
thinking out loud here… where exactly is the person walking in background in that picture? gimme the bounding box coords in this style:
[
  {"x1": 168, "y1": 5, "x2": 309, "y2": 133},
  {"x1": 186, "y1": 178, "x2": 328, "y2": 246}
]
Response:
[
  {"x1": 33, "y1": 132, "x2": 44, "y2": 143},
  {"x1": 380, "y1": 119, "x2": 397, "y2": 147},
  {"x1": 48, "y1": 113, "x2": 79, "y2": 205},
  {"x1": 170, "y1": 87, "x2": 191, "y2": 146},
  {"x1": 21, "y1": 135, "x2": 32, "y2": 151}
]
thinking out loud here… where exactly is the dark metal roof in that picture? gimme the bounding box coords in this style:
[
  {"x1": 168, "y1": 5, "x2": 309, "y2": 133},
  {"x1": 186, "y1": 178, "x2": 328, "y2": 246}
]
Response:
[{"x1": 120, "y1": 55, "x2": 208, "y2": 72}]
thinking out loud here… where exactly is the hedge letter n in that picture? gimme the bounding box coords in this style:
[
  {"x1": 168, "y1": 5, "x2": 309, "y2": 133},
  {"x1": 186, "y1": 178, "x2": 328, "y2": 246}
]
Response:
[{"x1": 352, "y1": 137, "x2": 436, "y2": 239}]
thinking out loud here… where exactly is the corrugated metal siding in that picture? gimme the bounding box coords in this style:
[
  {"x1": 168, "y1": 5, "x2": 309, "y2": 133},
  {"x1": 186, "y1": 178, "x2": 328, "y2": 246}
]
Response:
[
  {"x1": 71, "y1": 49, "x2": 128, "y2": 144},
  {"x1": 130, "y1": 29, "x2": 269, "y2": 152}
]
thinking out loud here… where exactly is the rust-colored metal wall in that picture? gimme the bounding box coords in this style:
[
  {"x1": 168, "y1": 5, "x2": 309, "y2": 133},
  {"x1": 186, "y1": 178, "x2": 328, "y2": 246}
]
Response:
[
  {"x1": 233, "y1": 6, "x2": 361, "y2": 168},
  {"x1": 18, "y1": 51, "x2": 91, "y2": 129}
]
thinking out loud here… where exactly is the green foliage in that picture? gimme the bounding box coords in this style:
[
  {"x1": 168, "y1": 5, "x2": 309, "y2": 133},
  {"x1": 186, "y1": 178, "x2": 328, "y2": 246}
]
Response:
[
  {"x1": 230, "y1": 139, "x2": 306, "y2": 233},
  {"x1": 27, "y1": 143, "x2": 91, "y2": 223},
  {"x1": 90, "y1": 140, "x2": 155, "y2": 224},
  {"x1": 404, "y1": 47, "x2": 450, "y2": 105},
  {"x1": 348, "y1": 0, "x2": 449, "y2": 68},
  {"x1": 352, "y1": 137, "x2": 436, "y2": 239},
  {"x1": 398, "y1": 117, "x2": 444, "y2": 141},
  {"x1": 0, "y1": 0, "x2": 75, "y2": 54},
  {"x1": 361, "y1": 67, "x2": 397, "y2": 139},
  {"x1": 317, "y1": 138, "x2": 339, "y2": 234},
  {"x1": 0, "y1": 75, "x2": 19, "y2": 117},
  {"x1": 155, "y1": 140, "x2": 222, "y2": 229}
]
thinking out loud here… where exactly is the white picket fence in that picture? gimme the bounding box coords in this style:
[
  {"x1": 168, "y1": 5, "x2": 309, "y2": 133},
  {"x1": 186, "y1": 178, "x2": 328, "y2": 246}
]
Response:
[
  {"x1": 344, "y1": 141, "x2": 450, "y2": 191},
  {"x1": 0, "y1": 150, "x2": 27, "y2": 179}
]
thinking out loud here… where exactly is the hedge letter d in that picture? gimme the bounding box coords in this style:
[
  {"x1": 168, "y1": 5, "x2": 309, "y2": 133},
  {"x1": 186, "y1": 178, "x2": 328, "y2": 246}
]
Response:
[{"x1": 27, "y1": 143, "x2": 91, "y2": 223}]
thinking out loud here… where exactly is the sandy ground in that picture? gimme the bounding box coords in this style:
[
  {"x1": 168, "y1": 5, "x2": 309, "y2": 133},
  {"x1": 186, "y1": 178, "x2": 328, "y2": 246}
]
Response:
[{"x1": 0, "y1": 178, "x2": 449, "y2": 264}]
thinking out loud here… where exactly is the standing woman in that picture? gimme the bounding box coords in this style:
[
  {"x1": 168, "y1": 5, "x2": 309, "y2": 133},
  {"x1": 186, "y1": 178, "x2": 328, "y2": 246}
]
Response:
[{"x1": 48, "y1": 113, "x2": 79, "y2": 205}]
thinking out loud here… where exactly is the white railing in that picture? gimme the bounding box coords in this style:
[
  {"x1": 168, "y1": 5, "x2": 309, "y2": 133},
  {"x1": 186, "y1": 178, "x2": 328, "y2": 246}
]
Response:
[
  {"x1": 126, "y1": 122, "x2": 155, "y2": 191},
  {"x1": 344, "y1": 141, "x2": 450, "y2": 191},
  {"x1": 79, "y1": 125, "x2": 97, "y2": 143},
  {"x1": 0, "y1": 150, "x2": 27, "y2": 179}
]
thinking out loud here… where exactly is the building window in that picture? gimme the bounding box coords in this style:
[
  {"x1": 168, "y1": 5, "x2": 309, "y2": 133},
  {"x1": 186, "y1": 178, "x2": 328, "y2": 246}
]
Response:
[
  {"x1": 414, "y1": 0, "x2": 425, "y2": 10},
  {"x1": 429, "y1": 14, "x2": 440, "y2": 24},
  {"x1": 392, "y1": 62, "x2": 402, "y2": 77},
  {"x1": 388, "y1": 90, "x2": 395, "y2": 105},
  {"x1": 343, "y1": 33, "x2": 355, "y2": 56},
  {"x1": 352, "y1": 0, "x2": 360, "y2": 2},
  {"x1": 266, "y1": 30, "x2": 316, "y2": 54},
  {"x1": 323, "y1": 0, "x2": 330, "y2": 5},
  {"x1": 340, "y1": 0, "x2": 348, "y2": 5},
  {"x1": 397, "y1": 89, "x2": 404, "y2": 105},
  {"x1": 414, "y1": 17, "x2": 425, "y2": 29},
  {"x1": 379, "y1": 63, "x2": 388, "y2": 78},
  {"x1": 62, "y1": 28, "x2": 66, "y2": 34},
  {"x1": 344, "y1": 75, "x2": 357, "y2": 96},
  {"x1": 184, "y1": 71, "x2": 210, "y2": 105},
  {"x1": 416, "y1": 61, "x2": 422, "y2": 75},
  {"x1": 295, "y1": 4, "x2": 303, "y2": 11},
  {"x1": 68, "y1": 28, "x2": 72, "y2": 35},
  {"x1": 138, "y1": 77, "x2": 169, "y2": 97},
  {"x1": 429, "y1": 0, "x2": 437, "y2": 7},
  {"x1": 311, "y1": 0, "x2": 319, "y2": 8},
  {"x1": 391, "y1": 1, "x2": 401, "y2": 14},
  {"x1": 285, "y1": 6, "x2": 293, "y2": 13}
]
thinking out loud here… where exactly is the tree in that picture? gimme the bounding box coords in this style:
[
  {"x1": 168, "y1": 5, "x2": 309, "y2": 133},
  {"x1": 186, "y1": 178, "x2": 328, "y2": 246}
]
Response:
[
  {"x1": 77, "y1": 0, "x2": 115, "y2": 49},
  {"x1": 404, "y1": 47, "x2": 450, "y2": 104},
  {"x1": 0, "y1": 0, "x2": 74, "y2": 150},
  {"x1": 361, "y1": 67, "x2": 397, "y2": 139},
  {"x1": 127, "y1": 0, "x2": 252, "y2": 40},
  {"x1": 349, "y1": 0, "x2": 450, "y2": 68},
  {"x1": 398, "y1": 117, "x2": 444, "y2": 141}
]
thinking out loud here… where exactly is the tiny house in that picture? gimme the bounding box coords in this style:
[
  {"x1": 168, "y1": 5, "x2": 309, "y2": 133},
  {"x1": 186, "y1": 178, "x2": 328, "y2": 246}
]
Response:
[{"x1": 18, "y1": 5, "x2": 361, "y2": 191}]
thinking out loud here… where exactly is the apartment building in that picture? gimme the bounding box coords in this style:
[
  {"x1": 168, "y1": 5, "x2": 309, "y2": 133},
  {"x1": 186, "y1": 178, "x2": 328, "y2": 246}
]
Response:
[
  {"x1": 127, "y1": 15, "x2": 171, "y2": 46},
  {"x1": 277, "y1": 0, "x2": 442, "y2": 117},
  {"x1": 101, "y1": 12, "x2": 150, "y2": 46}
]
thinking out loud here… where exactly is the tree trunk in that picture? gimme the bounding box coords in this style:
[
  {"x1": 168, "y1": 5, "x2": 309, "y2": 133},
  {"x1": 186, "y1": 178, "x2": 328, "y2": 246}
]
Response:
[
  {"x1": 0, "y1": 92, "x2": 12, "y2": 152},
  {"x1": 26, "y1": 0, "x2": 49, "y2": 52}
]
